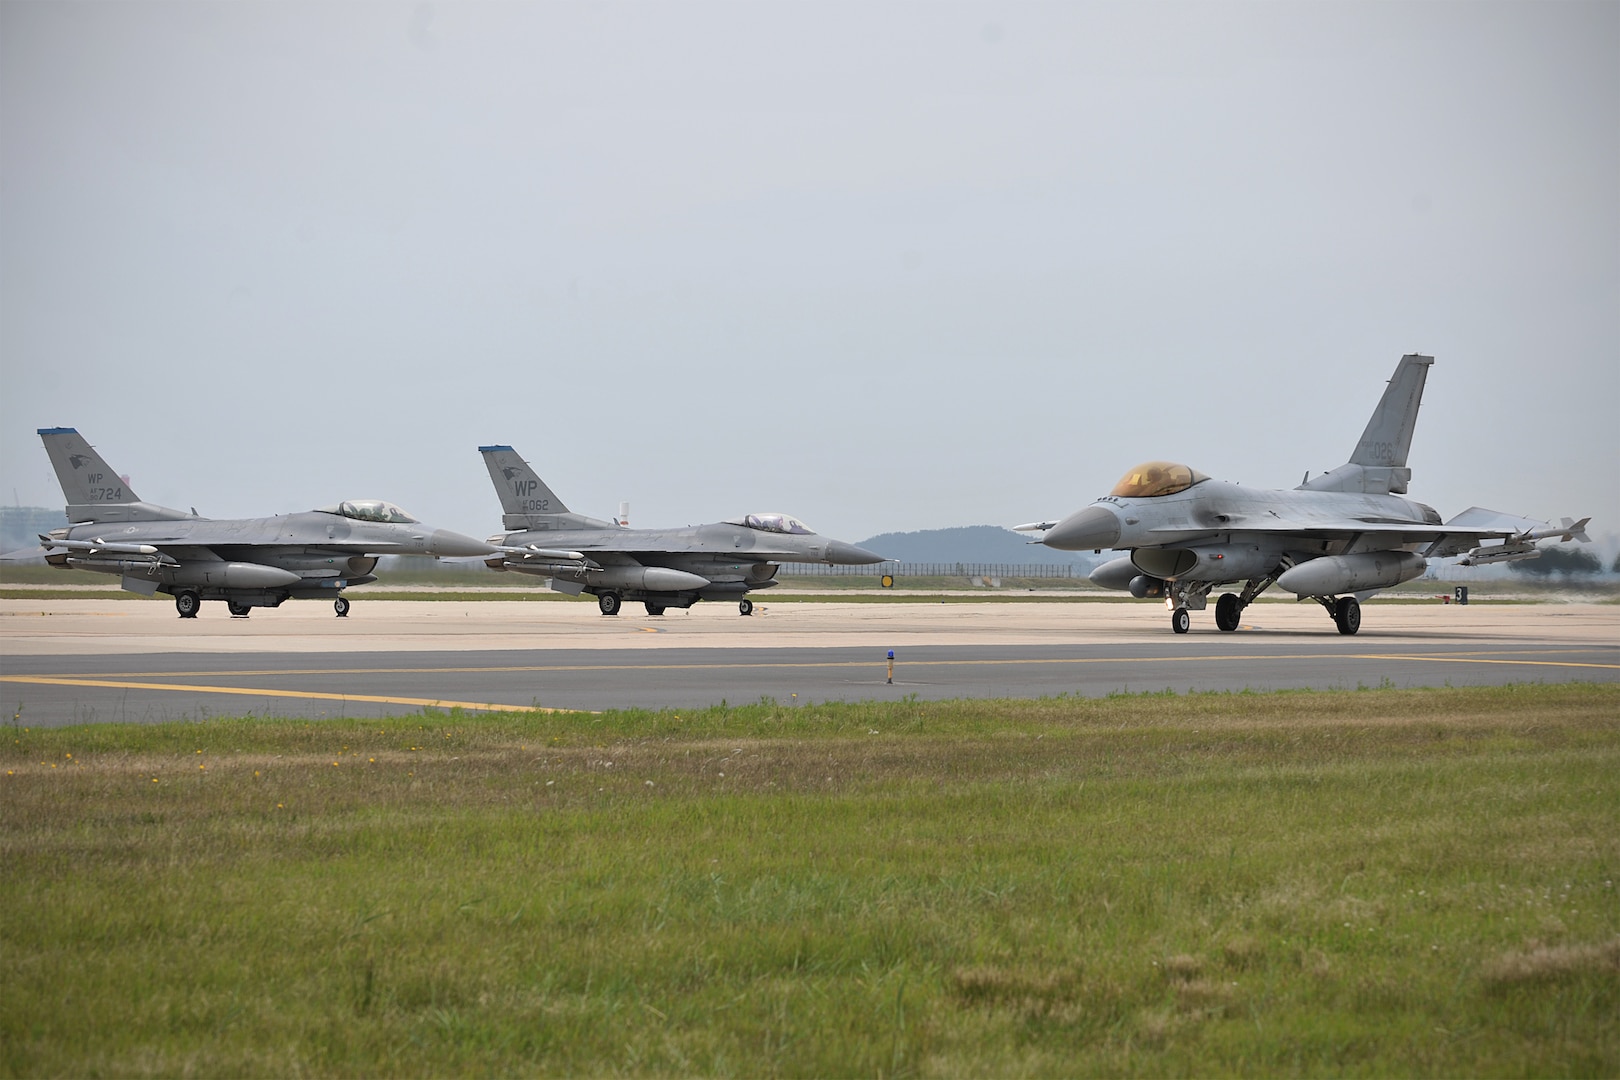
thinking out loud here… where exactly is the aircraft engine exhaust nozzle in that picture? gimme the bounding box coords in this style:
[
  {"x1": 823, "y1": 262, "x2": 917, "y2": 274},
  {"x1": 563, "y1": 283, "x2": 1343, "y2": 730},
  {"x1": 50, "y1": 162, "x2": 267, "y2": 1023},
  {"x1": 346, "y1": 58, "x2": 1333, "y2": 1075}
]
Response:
[
  {"x1": 1088, "y1": 556, "x2": 1139, "y2": 591},
  {"x1": 1276, "y1": 551, "x2": 1427, "y2": 597},
  {"x1": 1042, "y1": 505, "x2": 1121, "y2": 551}
]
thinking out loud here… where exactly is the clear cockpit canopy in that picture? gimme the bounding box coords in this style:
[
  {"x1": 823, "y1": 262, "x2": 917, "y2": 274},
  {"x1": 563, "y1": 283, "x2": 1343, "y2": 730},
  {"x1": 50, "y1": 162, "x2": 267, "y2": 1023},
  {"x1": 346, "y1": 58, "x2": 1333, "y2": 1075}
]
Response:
[
  {"x1": 726, "y1": 512, "x2": 816, "y2": 535},
  {"x1": 319, "y1": 499, "x2": 419, "y2": 524},
  {"x1": 1108, "y1": 461, "x2": 1209, "y2": 499}
]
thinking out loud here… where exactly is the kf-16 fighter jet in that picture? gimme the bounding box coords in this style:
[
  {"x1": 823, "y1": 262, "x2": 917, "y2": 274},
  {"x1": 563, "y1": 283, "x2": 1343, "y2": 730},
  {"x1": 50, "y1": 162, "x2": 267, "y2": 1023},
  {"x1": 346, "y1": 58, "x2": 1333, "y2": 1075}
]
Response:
[
  {"x1": 1016, "y1": 355, "x2": 1590, "y2": 635},
  {"x1": 25, "y1": 427, "x2": 494, "y2": 618},
  {"x1": 479, "y1": 445, "x2": 886, "y2": 615}
]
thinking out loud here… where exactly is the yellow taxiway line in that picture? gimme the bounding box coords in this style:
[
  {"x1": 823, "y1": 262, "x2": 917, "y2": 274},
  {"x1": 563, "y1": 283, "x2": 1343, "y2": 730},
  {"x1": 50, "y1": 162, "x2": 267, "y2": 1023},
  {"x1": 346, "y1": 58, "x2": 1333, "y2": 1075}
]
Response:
[
  {"x1": 8, "y1": 650, "x2": 1613, "y2": 681},
  {"x1": 3, "y1": 647, "x2": 1611, "y2": 719},
  {"x1": 0, "y1": 675, "x2": 585, "y2": 714}
]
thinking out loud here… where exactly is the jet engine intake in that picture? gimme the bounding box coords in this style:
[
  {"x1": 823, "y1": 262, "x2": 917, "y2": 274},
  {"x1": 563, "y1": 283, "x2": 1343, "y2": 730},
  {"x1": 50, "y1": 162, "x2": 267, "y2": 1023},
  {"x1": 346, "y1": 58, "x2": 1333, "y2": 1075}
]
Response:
[
  {"x1": 1276, "y1": 551, "x2": 1427, "y2": 597},
  {"x1": 1132, "y1": 544, "x2": 1274, "y2": 583}
]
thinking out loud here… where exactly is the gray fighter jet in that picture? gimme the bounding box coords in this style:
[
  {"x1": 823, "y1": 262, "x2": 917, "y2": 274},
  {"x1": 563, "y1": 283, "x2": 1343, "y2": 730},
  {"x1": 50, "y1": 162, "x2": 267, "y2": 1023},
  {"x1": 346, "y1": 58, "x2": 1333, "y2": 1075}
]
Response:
[
  {"x1": 1016, "y1": 355, "x2": 1591, "y2": 634},
  {"x1": 479, "y1": 445, "x2": 885, "y2": 615},
  {"x1": 27, "y1": 427, "x2": 494, "y2": 618}
]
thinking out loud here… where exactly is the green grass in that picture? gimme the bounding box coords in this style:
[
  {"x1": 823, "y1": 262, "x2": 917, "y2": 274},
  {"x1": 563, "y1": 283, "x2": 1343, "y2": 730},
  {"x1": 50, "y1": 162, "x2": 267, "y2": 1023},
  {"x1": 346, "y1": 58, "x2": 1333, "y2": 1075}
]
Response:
[{"x1": 3, "y1": 684, "x2": 1617, "y2": 1076}]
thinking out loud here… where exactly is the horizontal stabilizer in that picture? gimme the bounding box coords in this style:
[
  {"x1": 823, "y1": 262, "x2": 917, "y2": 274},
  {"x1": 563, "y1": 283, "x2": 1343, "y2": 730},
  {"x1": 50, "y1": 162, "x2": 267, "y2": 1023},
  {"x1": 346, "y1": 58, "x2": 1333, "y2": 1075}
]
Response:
[{"x1": 1445, "y1": 508, "x2": 1592, "y2": 566}]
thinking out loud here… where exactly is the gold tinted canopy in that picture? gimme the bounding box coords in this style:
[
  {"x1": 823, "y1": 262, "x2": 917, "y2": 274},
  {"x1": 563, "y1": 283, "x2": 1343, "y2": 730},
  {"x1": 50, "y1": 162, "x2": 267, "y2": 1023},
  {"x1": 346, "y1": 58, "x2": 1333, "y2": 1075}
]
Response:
[{"x1": 1108, "y1": 461, "x2": 1209, "y2": 499}]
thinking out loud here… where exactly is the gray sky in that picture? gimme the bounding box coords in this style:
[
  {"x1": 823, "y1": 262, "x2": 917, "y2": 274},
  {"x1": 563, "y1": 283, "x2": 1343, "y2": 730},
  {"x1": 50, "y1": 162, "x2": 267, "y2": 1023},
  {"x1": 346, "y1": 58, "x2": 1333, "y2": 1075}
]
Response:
[{"x1": 3, "y1": 2, "x2": 1616, "y2": 545}]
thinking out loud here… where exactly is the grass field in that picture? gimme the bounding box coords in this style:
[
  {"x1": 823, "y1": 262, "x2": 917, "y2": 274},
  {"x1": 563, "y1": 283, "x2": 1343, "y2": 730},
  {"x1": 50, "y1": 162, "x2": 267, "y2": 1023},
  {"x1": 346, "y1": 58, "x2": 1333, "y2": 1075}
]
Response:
[{"x1": 3, "y1": 684, "x2": 1617, "y2": 1076}]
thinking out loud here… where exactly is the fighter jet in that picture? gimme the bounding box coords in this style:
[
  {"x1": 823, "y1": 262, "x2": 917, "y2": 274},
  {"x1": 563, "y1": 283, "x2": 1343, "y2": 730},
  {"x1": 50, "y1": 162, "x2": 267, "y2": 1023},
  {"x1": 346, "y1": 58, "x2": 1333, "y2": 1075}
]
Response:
[
  {"x1": 1016, "y1": 355, "x2": 1591, "y2": 634},
  {"x1": 479, "y1": 445, "x2": 885, "y2": 615},
  {"x1": 26, "y1": 427, "x2": 494, "y2": 618}
]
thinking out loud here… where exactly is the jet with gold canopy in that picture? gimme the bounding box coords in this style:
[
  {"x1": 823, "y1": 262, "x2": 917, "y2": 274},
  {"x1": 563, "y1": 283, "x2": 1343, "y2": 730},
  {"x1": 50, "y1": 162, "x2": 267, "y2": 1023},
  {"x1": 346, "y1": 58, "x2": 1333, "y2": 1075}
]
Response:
[{"x1": 1016, "y1": 355, "x2": 1590, "y2": 634}]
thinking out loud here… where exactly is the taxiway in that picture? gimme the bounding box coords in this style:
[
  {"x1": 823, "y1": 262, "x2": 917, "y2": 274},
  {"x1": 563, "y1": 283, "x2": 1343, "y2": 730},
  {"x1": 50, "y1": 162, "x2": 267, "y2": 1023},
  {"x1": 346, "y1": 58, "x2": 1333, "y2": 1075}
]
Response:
[{"x1": 2, "y1": 597, "x2": 1615, "y2": 727}]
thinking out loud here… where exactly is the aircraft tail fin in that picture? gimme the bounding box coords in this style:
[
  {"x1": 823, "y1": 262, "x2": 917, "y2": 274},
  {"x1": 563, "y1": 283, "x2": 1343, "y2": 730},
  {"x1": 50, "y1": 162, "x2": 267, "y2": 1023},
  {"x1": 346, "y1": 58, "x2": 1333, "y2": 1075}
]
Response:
[
  {"x1": 1299, "y1": 354, "x2": 1433, "y2": 496},
  {"x1": 37, "y1": 428, "x2": 188, "y2": 523},
  {"x1": 478, "y1": 445, "x2": 578, "y2": 531}
]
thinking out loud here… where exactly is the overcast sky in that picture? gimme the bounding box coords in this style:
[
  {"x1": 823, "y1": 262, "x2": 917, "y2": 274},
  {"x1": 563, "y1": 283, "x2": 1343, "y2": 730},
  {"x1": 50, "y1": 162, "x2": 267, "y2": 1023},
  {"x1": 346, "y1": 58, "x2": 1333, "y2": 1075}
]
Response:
[{"x1": 3, "y1": 1, "x2": 1615, "y2": 546}]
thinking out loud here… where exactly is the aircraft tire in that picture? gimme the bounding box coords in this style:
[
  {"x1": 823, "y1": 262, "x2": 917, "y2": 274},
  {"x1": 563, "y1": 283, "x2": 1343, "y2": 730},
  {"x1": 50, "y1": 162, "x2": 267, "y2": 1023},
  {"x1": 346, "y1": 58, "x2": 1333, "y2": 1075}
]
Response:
[
  {"x1": 334, "y1": 596, "x2": 351, "y2": 618},
  {"x1": 739, "y1": 598, "x2": 754, "y2": 616},
  {"x1": 227, "y1": 600, "x2": 251, "y2": 618},
  {"x1": 1333, "y1": 596, "x2": 1361, "y2": 635},
  {"x1": 644, "y1": 603, "x2": 664, "y2": 616},
  {"x1": 598, "y1": 592, "x2": 622, "y2": 616},
  {"x1": 175, "y1": 590, "x2": 201, "y2": 619},
  {"x1": 1171, "y1": 607, "x2": 1190, "y2": 634},
  {"x1": 1215, "y1": 593, "x2": 1241, "y2": 632}
]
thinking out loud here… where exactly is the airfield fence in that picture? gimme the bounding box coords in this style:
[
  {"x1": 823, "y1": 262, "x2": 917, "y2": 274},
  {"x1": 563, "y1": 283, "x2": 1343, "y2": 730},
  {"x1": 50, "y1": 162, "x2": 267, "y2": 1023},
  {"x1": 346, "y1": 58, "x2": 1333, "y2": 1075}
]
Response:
[{"x1": 778, "y1": 562, "x2": 1088, "y2": 579}]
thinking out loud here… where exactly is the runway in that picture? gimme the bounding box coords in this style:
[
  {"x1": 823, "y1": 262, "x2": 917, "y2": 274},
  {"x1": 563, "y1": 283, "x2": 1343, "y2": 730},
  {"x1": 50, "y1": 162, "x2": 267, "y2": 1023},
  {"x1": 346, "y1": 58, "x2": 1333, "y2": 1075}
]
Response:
[{"x1": 2, "y1": 596, "x2": 1616, "y2": 727}]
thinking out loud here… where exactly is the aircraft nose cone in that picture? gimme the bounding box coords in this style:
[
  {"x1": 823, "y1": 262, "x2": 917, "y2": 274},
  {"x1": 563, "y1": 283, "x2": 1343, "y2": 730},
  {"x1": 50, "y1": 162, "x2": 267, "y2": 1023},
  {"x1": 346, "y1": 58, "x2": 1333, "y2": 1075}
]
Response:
[
  {"x1": 824, "y1": 540, "x2": 887, "y2": 565},
  {"x1": 1043, "y1": 505, "x2": 1121, "y2": 551},
  {"x1": 428, "y1": 529, "x2": 499, "y2": 558}
]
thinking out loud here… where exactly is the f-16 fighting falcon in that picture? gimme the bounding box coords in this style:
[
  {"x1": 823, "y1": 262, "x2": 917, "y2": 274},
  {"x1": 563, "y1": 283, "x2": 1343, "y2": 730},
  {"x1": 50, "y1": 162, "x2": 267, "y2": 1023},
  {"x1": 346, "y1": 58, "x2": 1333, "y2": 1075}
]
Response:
[
  {"x1": 1016, "y1": 355, "x2": 1590, "y2": 635},
  {"x1": 479, "y1": 445, "x2": 885, "y2": 615},
  {"x1": 25, "y1": 427, "x2": 494, "y2": 618}
]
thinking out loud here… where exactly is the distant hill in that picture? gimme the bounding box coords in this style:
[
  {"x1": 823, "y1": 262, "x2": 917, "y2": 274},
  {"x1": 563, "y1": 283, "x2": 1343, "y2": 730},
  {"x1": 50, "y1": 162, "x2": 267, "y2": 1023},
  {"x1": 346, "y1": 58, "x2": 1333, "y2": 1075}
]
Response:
[{"x1": 855, "y1": 525, "x2": 1098, "y2": 567}]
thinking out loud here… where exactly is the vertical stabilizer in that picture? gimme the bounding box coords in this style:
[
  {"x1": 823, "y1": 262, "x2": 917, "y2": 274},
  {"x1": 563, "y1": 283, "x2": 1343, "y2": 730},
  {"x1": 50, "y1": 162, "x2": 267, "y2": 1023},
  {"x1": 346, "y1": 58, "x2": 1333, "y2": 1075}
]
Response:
[
  {"x1": 37, "y1": 428, "x2": 189, "y2": 523},
  {"x1": 1300, "y1": 354, "x2": 1433, "y2": 495},
  {"x1": 1349, "y1": 353, "x2": 1431, "y2": 469},
  {"x1": 39, "y1": 428, "x2": 139, "y2": 507},
  {"x1": 478, "y1": 445, "x2": 613, "y2": 532}
]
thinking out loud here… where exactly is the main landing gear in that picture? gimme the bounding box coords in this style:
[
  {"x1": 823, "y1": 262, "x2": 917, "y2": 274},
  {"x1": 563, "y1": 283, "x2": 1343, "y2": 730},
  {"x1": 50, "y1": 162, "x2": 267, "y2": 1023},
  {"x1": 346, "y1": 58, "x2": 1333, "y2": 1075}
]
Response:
[
  {"x1": 175, "y1": 590, "x2": 201, "y2": 619},
  {"x1": 598, "y1": 592, "x2": 622, "y2": 616},
  {"x1": 739, "y1": 598, "x2": 754, "y2": 616},
  {"x1": 1331, "y1": 595, "x2": 1360, "y2": 635},
  {"x1": 227, "y1": 600, "x2": 251, "y2": 618},
  {"x1": 334, "y1": 596, "x2": 350, "y2": 618}
]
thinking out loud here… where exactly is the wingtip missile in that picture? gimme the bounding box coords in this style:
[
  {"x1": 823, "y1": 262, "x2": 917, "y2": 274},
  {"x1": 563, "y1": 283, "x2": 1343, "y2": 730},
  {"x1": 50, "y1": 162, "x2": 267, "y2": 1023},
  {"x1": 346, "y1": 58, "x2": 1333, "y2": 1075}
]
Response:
[
  {"x1": 1012, "y1": 521, "x2": 1057, "y2": 533},
  {"x1": 1509, "y1": 516, "x2": 1591, "y2": 546}
]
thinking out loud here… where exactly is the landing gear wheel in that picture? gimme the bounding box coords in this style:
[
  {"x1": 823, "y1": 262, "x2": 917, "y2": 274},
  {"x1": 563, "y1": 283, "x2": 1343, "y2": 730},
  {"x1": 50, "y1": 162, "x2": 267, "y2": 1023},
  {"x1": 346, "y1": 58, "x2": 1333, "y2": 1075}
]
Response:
[
  {"x1": 1333, "y1": 595, "x2": 1361, "y2": 636},
  {"x1": 1215, "y1": 593, "x2": 1241, "y2": 632},
  {"x1": 227, "y1": 600, "x2": 251, "y2": 618},
  {"x1": 175, "y1": 591, "x2": 201, "y2": 619},
  {"x1": 739, "y1": 598, "x2": 754, "y2": 616},
  {"x1": 598, "y1": 592, "x2": 622, "y2": 616},
  {"x1": 1171, "y1": 607, "x2": 1191, "y2": 634},
  {"x1": 334, "y1": 596, "x2": 350, "y2": 618},
  {"x1": 644, "y1": 602, "x2": 665, "y2": 616}
]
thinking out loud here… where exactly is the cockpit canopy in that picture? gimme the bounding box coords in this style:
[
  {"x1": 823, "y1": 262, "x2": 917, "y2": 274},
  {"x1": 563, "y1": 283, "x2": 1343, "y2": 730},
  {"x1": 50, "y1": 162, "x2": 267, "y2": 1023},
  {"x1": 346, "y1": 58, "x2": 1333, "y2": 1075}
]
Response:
[
  {"x1": 319, "y1": 499, "x2": 419, "y2": 524},
  {"x1": 726, "y1": 512, "x2": 816, "y2": 536},
  {"x1": 1108, "y1": 461, "x2": 1209, "y2": 499}
]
